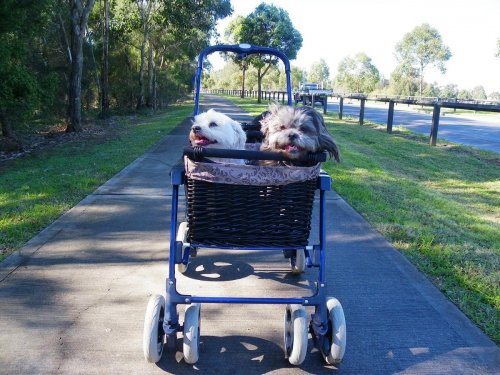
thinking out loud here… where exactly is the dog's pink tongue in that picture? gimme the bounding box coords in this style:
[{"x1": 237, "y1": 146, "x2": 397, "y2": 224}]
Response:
[
  {"x1": 195, "y1": 138, "x2": 211, "y2": 146},
  {"x1": 285, "y1": 145, "x2": 299, "y2": 153}
]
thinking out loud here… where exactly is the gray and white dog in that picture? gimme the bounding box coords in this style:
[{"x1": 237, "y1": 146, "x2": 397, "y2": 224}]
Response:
[{"x1": 259, "y1": 103, "x2": 341, "y2": 166}]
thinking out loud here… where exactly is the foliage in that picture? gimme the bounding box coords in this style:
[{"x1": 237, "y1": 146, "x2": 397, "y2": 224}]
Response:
[
  {"x1": 470, "y1": 85, "x2": 487, "y2": 100},
  {"x1": 0, "y1": 0, "x2": 57, "y2": 138},
  {"x1": 440, "y1": 84, "x2": 459, "y2": 99},
  {"x1": 0, "y1": 0, "x2": 231, "y2": 139},
  {"x1": 394, "y1": 23, "x2": 451, "y2": 96},
  {"x1": 223, "y1": 2, "x2": 302, "y2": 101},
  {"x1": 335, "y1": 53, "x2": 380, "y2": 93},
  {"x1": 308, "y1": 59, "x2": 330, "y2": 87}
]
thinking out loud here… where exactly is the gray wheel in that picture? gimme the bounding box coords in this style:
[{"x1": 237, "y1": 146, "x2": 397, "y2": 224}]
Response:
[
  {"x1": 143, "y1": 294, "x2": 165, "y2": 363},
  {"x1": 291, "y1": 249, "x2": 306, "y2": 274},
  {"x1": 322, "y1": 297, "x2": 346, "y2": 364},
  {"x1": 176, "y1": 222, "x2": 189, "y2": 273},
  {"x1": 183, "y1": 303, "x2": 201, "y2": 364},
  {"x1": 284, "y1": 304, "x2": 308, "y2": 365}
]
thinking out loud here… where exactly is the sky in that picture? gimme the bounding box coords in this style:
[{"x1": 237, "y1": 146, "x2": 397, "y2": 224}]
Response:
[{"x1": 208, "y1": 0, "x2": 500, "y2": 95}]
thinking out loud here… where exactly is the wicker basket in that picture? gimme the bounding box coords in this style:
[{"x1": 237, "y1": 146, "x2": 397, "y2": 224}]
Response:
[{"x1": 184, "y1": 157, "x2": 319, "y2": 247}]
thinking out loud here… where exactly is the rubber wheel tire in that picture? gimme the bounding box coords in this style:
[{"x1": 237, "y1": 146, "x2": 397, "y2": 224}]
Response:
[
  {"x1": 183, "y1": 303, "x2": 201, "y2": 364},
  {"x1": 322, "y1": 297, "x2": 346, "y2": 364},
  {"x1": 284, "y1": 304, "x2": 308, "y2": 365},
  {"x1": 291, "y1": 249, "x2": 306, "y2": 274},
  {"x1": 176, "y1": 222, "x2": 188, "y2": 273},
  {"x1": 143, "y1": 294, "x2": 165, "y2": 363}
]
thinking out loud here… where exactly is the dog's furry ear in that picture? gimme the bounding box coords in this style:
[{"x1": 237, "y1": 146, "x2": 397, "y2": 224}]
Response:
[
  {"x1": 230, "y1": 119, "x2": 247, "y2": 149},
  {"x1": 306, "y1": 108, "x2": 341, "y2": 162}
]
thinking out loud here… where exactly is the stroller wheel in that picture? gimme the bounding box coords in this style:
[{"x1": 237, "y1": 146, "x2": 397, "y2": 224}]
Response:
[
  {"x1": 143, "y1": 294, "x2": 165, "y2": 363},
  {"x1": 284, "y1": 304, "x2": 308, "y2": 365},
  {"x1": 176, "y1": 222, "x2": 189, "y2": 274},
  {"x1": 291, "y1": 249, "x2": 306, "y2": 274},
  {"x1": 183, "y1": 303, "x2": 201, "y2": 364},
  {"x1": 321, "y1": 297, "x2": 346, "y2": 364}
]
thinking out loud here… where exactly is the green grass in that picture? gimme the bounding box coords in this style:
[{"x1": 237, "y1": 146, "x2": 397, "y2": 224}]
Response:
[
  {"x1": 0, "y1": 103, "x2": 193, "y2": 260},
  {"x1": 224, "y1": 95, "x2": 500, "y2": 344}
]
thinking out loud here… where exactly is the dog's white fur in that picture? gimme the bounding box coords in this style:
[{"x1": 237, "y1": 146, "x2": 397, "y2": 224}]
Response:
[{"x1": 189, "y1": 109, "x2": 246, "y2": 164}]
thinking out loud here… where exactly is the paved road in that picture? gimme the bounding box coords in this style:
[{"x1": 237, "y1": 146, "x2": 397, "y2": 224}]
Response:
[
  {"x1": 326, "y1": 100, "x2": 500, "y2": 153},
  {"x1": 0, "y1": 94, "x2": 499, "y2": 374}
]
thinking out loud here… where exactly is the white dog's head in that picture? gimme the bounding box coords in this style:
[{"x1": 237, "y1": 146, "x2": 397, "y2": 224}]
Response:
[{"x1": 189, "y1": 109, "x2": 246, "y2": 163}]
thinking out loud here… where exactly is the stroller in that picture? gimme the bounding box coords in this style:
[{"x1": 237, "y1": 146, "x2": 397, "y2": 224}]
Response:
[{"x1": 143, "y1": 44, "x2": 346, "y2": 366}]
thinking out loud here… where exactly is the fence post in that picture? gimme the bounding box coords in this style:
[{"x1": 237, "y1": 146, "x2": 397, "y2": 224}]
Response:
[
  {"x1": 323, "y1": 95, "x2": 327, "y2": 114},
  {"x1": 430, "y1": 104, "x2": 441, "y2": 146},
  {"x1": 359, "y1": 99, "x2": 365, "y2": 125},
  {"x1": 339, "y1": 97, "x2": 344, "y2": 119},
  {"x1": 387, "y1": 100, "x2": 394, "y2": 133}
]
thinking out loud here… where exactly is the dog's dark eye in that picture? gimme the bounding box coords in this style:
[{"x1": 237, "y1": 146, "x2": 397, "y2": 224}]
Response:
[
  {"x1": 209, "y1": 122, "x2": 217, "y2": 128},
  {"x1": 279, "y1": 124, "x2": 286, "y2": 130}
]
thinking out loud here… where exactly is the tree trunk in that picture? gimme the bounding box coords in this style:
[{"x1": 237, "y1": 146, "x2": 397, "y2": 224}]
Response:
[
  {"x1": 257, "y1": 67, "x2": 262, "y2": 103},
  {"x1": 0, "y1": 106, "x2": 16, "y2": 139},
  {"x1": 240, "y1": 64, "x2": 246, "y2": 98},
  {"x1": 67, "y1": 0, "x2": 96, "y2": 133},
  {"x1": 100, "y1": 0, "x2": 110, "y2": 117},
  {"x1": 137, "y1": 30, "x2": 147, "y2": 109},
  {"x1": 146, "y1": 37, "x2": 154, "y2": 108}
]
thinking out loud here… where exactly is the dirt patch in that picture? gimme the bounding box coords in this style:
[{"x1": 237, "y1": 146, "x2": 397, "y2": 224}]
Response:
[{"x1": 0, "y1": 118, "x2": 124, "y2": 163}]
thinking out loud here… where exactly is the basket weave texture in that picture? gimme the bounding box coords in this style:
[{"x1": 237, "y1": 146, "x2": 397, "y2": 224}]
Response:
[{"x1": 185, "y1": 158, "x2": 318, "y2": 247}]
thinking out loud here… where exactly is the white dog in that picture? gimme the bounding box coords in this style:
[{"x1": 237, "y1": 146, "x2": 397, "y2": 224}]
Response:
[{"x1": 189, "y1": 109, "x2": 247, "y2": 164}]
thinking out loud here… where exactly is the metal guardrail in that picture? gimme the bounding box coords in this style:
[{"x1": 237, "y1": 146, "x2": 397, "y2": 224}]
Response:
[{"x1": 202, "y1": 89, "x2": 500, "y2": 146}]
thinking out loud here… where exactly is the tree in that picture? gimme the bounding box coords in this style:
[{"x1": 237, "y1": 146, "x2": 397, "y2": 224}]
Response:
[
  {"x1": 471, "y1": 85, "x2": 487, "y2": 100},
  {"x1": 489, "y1": 92, "x2": 500, "y2": 101},
  {"x1": 308, "y1": 59, "x2": 330, "y2": 87},
  {"x1": 335, "y1": 53, "x2": 379, "y2": 93},
  {"x1": 67, "y1": 0, "x2": 96, "y2": 132},
  {"x1": 225, "y1": 3, "x2": 302, "y2": 103},
  {"x1": 0, "y1": 0, "x2": 54, "y2": 140},
  {"x1": 395, "y1": 23, "x2": 451, "y2": 97},
  {"x1": 423, "y1": 82, "x2": 440, "y2": 98},
  {"x1": 440, "y1": 84, "x2": 459, "y2": 99},
  {"x1": 458, "y1": 89, "x2": 470, "y2": 100}
]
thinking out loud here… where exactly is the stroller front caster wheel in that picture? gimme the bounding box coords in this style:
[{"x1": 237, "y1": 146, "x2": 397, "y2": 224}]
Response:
[
  {"x1": 322, "y1": 297, "x2": 346, "y2": 364},
  {"x1": 284, "y1": 304, "x2": 308, "y2": 365},
  {"x1": 183, "y1": 303, "x2": 201, "y2": 364},
  {"x1": 143, "y1": 294, "x2": 165, "y2": 363}
]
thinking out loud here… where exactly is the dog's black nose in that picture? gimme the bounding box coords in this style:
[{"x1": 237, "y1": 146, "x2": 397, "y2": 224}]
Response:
[
  {"x1": 192, "y1": 125, "x2": 201, "y2": 133},
  {"x1": 288, "y1": 133, "x2": 298, "y2": 140}
]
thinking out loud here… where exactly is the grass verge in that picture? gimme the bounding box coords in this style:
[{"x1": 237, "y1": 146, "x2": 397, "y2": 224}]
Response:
[
  {"x1": 0, "y1": 103, "x2": 193, "y2": 261},
  {"x1": 224, "y1": 95, "x2": 499, "y2": 344}
]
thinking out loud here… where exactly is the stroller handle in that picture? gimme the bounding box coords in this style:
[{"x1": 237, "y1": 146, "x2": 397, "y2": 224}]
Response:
[
  {"x1": 183, "y1": 146, "x2": 326, "y2": 163},
  {"x1": 194, "y1": 44, "x2": 293, "y2": 115}
]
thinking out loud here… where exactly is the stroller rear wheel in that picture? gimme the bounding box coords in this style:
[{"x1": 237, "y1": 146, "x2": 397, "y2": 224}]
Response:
[
  {"x1": 284, "y1": 304, "x2": 308, "y2": 365},
  {"x1": 176, "y1": 222, "x2": 189, "y2": 273},
  {"x1": 321, "y1": 297, "x2": 346, "y2": 364},
  {"x1": 183, "y1": 303, "x2": 201, "y2": 364},
  {"x1": 291, "y1": 249, "x2": 306, "y2": 274}
]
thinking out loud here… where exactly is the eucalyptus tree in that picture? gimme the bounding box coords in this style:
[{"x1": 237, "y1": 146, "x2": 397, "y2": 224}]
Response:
[
  {"x1": 67, "y1": 0, "x2": 96, "y2": 132},
  {"x1": 225, "y1": 3, "x2": 302, "y2": 103},
  {"x1": 336, "y1": 53, "x2": 379, "y2": 93},
  {"x1": 308, "y1": 59, "x2": 330, "y2": 88},
  {"x1": 394, "y1": 23, "x2": 451, "y2": 97}
]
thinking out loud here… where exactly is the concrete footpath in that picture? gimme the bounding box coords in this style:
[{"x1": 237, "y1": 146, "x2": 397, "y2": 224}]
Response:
[{"x1": 0, "y1": 94, "x2": 499, "y2": 374}]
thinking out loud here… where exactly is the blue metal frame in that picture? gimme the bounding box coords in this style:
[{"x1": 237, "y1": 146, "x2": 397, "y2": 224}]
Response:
[
  {"x1": 194, "y1": 43, "x2": 293, "y2": 115},
  {"x1": 163, "y1": 44, "x2": 333, "y2": 354}
]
